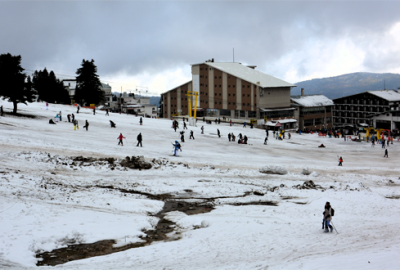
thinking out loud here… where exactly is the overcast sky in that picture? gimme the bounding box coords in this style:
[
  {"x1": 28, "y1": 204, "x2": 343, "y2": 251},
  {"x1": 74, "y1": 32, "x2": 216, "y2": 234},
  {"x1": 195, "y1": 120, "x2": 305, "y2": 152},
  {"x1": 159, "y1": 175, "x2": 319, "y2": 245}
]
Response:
[{"x1": 1, "y1": 0, "x2": 400, "y2": 95}]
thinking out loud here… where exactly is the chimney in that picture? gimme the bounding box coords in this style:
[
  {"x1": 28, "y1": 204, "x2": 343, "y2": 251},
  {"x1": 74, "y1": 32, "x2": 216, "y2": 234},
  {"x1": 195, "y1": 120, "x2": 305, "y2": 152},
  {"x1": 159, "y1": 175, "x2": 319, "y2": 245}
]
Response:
[
  {"x1": 301, "y1": 88, "x2": 304, "y2": 96},
  {"x1": 212, "y1": 58, "x2": 214, "y2": 62}
]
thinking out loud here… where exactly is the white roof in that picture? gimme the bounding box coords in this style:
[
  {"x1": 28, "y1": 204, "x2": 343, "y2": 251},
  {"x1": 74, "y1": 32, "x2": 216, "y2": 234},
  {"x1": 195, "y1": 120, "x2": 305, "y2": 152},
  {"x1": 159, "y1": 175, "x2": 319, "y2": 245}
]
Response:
[
  {"x1": 367, "y1": 90, "x2": 400, "y2": 101},
  {"x1": 260, "y1": 107, "x2": 295, "y2": 112},
  {"x1": 291, "y1": 95, "x2": 334, "y2": 107},
  {"x1": 203, "y1": 62, "x2": 295, "y2": 88},
  {"x1": 265, "y1": 119, "x2": 297, "y2": 126}
]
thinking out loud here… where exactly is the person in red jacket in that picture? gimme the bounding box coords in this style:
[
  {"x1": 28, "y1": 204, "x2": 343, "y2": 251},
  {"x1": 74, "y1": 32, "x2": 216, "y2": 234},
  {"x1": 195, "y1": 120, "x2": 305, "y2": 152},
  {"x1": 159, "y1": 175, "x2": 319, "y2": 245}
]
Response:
[{"x1": 117, "y1": 133, "x2": 125, "y2": 146}]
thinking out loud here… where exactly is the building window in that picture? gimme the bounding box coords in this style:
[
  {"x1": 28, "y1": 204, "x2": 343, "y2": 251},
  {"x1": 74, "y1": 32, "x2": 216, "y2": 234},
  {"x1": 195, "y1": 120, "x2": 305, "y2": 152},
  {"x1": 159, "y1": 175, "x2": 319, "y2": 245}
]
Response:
[
  {"x1": 233, "y1": 94, "x2": 235, "y2": 97},
  {"x1": 248, "y1": 85, "x2": 250, "y2": 88},
  {"x1": 206, "y1": 85, "x2": 207, "y2": 87},
  {"x1": 219, "y1": 85, "x2": 221, "y2": 88},
  {"x1": 219, "y1": 76, "x2": 221, "y2": 79},
  {"x1": 220, "y1": 109, "x2": 231, "y2": 116},
  {"x1": 228, "y1": 94, "x2": 231, "y2": 96},
  {"x1": 215, "y1": 76, "x2": 217, "y2": 79},
  {"x1": 240, "y1": 110, "x2": 245, "y2": 117},
  {"x1": 215, "y1": 102, "x2": 217, "y2": 105},
  {"x1": 326, "y1": 117, "x2": 332, "y2": 123},
  {"x1": 228, "y1": 85, "x2": 230, "y2": 88},
  {"x1": 219, "y1": 102, "x2": 221, "y2": 104},
  {"x1": 228, "y1": 102, "x2": 231, "y2": 105},
  {"x1": 248, "y1": 111, "x2": 256, "y2": 118},
  {"x1": 215, "y1": 93, "x2": 217, "y2": 96},
  {"x1": 247, "y1": 95, "x2": 250, "y2": 97},
  {"x1": 247, "y1": 103, "x2": 250, "y2": 106},
  {"x1": 219, "y1": 93, "x2": 221, "y2": 96},
  {"x1": 243, "y1": 94, "x2": 245, "y2": 97},
  {"x1": 304, "y1": 119, "x2": 313, "y2": 126},
  {"x1": 215, "y1": 85, "x2": 217, "y2": 87},
  {"x1": 242, "y1": 103, "x2": 245, "y2": 106}
]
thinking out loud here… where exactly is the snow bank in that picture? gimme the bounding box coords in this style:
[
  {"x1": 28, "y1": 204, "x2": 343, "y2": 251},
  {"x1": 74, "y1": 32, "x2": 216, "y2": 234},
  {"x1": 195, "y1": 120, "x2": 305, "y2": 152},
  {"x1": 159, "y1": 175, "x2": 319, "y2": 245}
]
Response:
[{"x1": 259, "y1": 165, "x2": 288, "y2": 175}]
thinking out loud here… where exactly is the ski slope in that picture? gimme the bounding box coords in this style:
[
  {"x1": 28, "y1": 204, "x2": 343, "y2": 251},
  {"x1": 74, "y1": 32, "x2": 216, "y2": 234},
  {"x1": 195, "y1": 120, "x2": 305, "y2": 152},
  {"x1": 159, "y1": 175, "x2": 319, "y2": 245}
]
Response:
[{"x1": 1, "y1": 100, "x2": 400, "y2": 270}]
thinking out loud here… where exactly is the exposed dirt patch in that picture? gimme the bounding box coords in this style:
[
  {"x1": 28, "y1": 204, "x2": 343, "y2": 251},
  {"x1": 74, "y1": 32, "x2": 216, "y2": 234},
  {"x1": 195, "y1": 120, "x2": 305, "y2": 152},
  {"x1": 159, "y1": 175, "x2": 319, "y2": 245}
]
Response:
[
  {"x1": 228, "y1": 201, "x2": 278, "y2": 206},
  {"x1": 36, "y1": 200, "x2": 214, "y2": 266},
  {"x1": 292, "y1": 180, "x2": 325, "y2": 190},
  {"x1": 386, "y1": 195, "x2": 400, "y2": 199}
]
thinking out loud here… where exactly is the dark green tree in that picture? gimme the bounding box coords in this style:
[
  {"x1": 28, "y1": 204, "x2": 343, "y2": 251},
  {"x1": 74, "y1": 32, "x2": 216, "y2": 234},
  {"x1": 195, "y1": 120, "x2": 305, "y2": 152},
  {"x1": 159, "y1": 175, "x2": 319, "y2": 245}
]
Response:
[
  {"x1": 74, "y1": 59, "x2": 104, "y2": 105},
  {"x1": 0, "y1": 53, "x2": 36, "y2": 114},
  {"x1": 32, "y1": 68, "x2": 70, "y2": 104}
]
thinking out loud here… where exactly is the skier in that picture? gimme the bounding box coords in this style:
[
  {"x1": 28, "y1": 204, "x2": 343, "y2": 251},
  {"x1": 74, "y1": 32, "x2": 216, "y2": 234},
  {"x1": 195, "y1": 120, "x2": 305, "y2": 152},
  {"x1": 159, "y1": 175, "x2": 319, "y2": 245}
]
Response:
[
  {"x1": 67, "y1": 114, "x2": 71, "y2": 122},
  {"x1": 74, "y1": 119, "x2": 79, "y2": 130},
  {"x1": 55, "y1": 114, "x2": 59, "y2": 122},
  {"x1": 230, "y1": 120, "x2": 232, "y2": 126},
  {"x1": 137, "y1": 133, "x2": 143, "y2": 147},
  {"x1": 0, "y1": 105, "x2": 3, "y2": 116},
  {"x1": 264, "y1": 136, "x2": 268, "y2": 145},
  {"x1": 173, "y1": 140, "x2": 181, "y2": 156},
  {"x1": 371, "y1": 137, "x2": 375, "y2": 147},
  {"x1": 217, "y1": 129, "x2": 221, "y2": 138},
  {"x1": 117, "y1": 133, "x2": 125, "y2": 146},
  {"x1": 77, "y1": 105, "x2": 80, "y2": 114},
  {"x1": 382, "y1": 139, "x2": 386, "y2": 148},
  {"x1": 190, "y1": 130, "x2": 195, "y2": 140},
  {"x1": 250, "y1": 122, "x2": 253, "y2": 129},
  {"x1": 71, "y1": 113, "x2": 75, "y2": 122},
  {"x1": 46, "y1": 102, "x2": 48, "y2": 110},
  {"x1": 243, "y1": 122, "x2": 246, "y2": 128},
  {"x1": 140, "y1": 117, "x2": 143, "y2": 125},
  {"x1": 265, "y1": 129, "x2": 269, "y2": 137},
  {"x1": 338, "y1": 156, "x2": 343, "y2": 166},
  {"x1": 228, "y1": 133, "x2": 231, "y2": 142},
  {"x1": 323, "y1": 202, "x2": 333, "y2": 233},
  {"x1": 384, "y1": 149, "x2": 388, "y2": 158},
  {"x1": 105, "y1": 109, "x2": 109, "y2": 116},
  {"x1": 110, "y1": 120, "x2": 116, "y2": 128},
  {"x1": 59, "y1": 111, "x2": 62, "y2": 121},
  {"x1": 49, "y1": 119, "x2": 56, "y2": 124},
  {"x1": 183, "y1": 121, "x2": 187, "y2": 130},
  {"x1": 288, "y1": 133, "x2": 291, "y2": 139},
  {"x1": 93, "y1": 108, "x2": 96, "y2": 115},
  {"x1": 232, "y1": 133, "x2": 236, "y2": 142},
  {"x1": 83, "y1": 120, "x2": 89, "y2": 131},
  {"x1": 201, "y1": 126, "x2": 204, "y2": 134},
  {"x1": 180, "y1": 131, "x2": 185, "y2": 142},
  {"x1": 173, "y1": 121, "x2": 177, "y2": 132},
  {"x1": 243, "y1": 135, "x2": 248, "y2": 144}
]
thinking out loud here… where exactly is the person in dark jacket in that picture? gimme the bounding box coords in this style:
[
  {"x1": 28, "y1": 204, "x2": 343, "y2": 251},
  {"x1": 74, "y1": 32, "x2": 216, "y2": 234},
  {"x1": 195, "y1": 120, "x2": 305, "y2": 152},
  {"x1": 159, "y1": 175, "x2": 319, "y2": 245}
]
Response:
[
  {"x1": 323, "y1": 202, "x2": 333, "y2": 233},
  {"x1": 217, "y1": 129, "x2": 221, "y2": 138},
  {"x1": 83, "y1": 120, "x2": 89, "y2": 131},
  {"x1": 140, "y1": 117, "x2": 143, "y2": 125},
  {"x1": 105, "y1": 109, "x2": 109, "y2": 116},
  {"x1": 384, "y1": 149, "x2": 388, "y2": 158},
  {"x1": 190, "y1": 130, "x2": 194, "y2": 140},
  {"x1": 67, "y1": 114, "x2": 71, "y2": 122},
  {"x1": 93, "y1": 108, "x2": 96, "y2": 115},
  {"x1": 180, "y1": 131, "x2": 185, "y2": 142},
  {"x1": 71, "y1": 113, "x2": 75, "y2": 122},
  {"x1": 243, "y1": 135, "x2": 248, "y2": 144},
  {"x1": 110, "y1": 120, "x2": 116, "y2": 128},
  {"x1": 137, "y1": 133, "x2": 142, "y2": 147},
  {"x1": 228, "y1": 133, "x2": 231, "y2": 142},
  {"x1": 0, "y1": 105, "x2": 3, "y2": 116},
  {"x1": 49, "y1": 119, "x2": 56, "y2": 124}
]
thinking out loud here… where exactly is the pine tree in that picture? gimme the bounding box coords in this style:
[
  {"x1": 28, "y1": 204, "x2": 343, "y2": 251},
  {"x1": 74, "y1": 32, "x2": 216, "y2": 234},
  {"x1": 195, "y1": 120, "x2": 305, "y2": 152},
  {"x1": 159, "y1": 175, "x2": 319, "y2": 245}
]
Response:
[
  {"x1": 74, "y1": 59, "x2": 104, "y2": 105},
  {"x1": 32, "y1": 69, "x2": 70, "y2": 104},
  {"x1": 0, "y1": 53, "x2": 36, "y2": 114}
]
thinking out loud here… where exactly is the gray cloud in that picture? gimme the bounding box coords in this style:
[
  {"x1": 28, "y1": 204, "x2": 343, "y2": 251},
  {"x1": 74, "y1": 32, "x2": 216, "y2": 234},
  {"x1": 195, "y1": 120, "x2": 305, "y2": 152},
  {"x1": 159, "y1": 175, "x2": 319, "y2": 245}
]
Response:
[{"x1": 1, "y1": 1, "x2": 400, "y2": 82}]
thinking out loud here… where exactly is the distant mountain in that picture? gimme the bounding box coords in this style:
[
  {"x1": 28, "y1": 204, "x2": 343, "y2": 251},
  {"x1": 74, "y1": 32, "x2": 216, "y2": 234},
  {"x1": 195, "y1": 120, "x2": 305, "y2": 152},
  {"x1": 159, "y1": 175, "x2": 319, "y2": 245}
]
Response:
[{"x1": 292, "y1": 72, "x2": 400, "y2": 99}]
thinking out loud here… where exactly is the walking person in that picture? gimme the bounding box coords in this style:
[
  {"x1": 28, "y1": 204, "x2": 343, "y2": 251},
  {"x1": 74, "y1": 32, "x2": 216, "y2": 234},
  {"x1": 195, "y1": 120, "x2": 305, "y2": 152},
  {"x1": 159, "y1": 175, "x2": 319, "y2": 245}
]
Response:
[
  {"x1": 93, "y1": 108, "x2": 96, "y2": 115},
  {"x1": 190, "y1": 130, "x2": 195, "y2": 140},
  {"x1": 117, "y1": 133, "x2": 125, "y2": 146},
  {"x1": 243, "y1": 122, "x2": 246, "y2": 128},
  {"x1": 105, "y1": 108, "x2": 109, "y2": 116},
  {"x1": 264, "y1": 136, "x2": 268, "y2": 145},
  {"x1": 71, "y1": 113, "x2": 75, "y2": 122},
  {"x1": 77, "y1": 105, "x2": 80, "y2": 114},
  {"x1": 201, "y1": 126, "x2": 204, "y2": 134},
  {"x1": 59, "y1": 111, "x2": 62, "y2": 121},
  {"x1": 384, "y1": 149, "x2": 388, "y2": 158},
  {"x1": 231, "y1": 133, "x2": 236, "y2": 142},
  {"x1": 67, "y1": 114, "x2": 71, "y2": 122},
  {"x1": 382, "y1": 139, "x2": 386, "y2": 148},
  {"x1": 183, "y1": 121, "x2": 187, "y2": 130},
  {"x1": 228, "y1": 133, "x2": 231, "y2": 142},
  {"x1": 0, "y1": 105, "x2": 3, "y2": 116},
  {"x1": 140, "y1": 117, "x2": 143, "y2": 126},
  {"x1": 136, "y1": 133, "x2": 143, "y2": 147},
  {"x1": 46, "y1": 102, "x2": 48, "y2": 110},
  {"x1": 173, "y1": 140, "x2": 181, "y2": 156},
  {"x1": 74, "y1": 119, "x2": 79, "y2": 130},
  {"x1": 180, "y1": 131, "x2": 185, "y2": 142},
  {"x1": 338, "y1": 156, "x2": 343, "y2": 166},
  {"x1": 83, "y1": 120, "x2": 89, "y2": 131},
  {"x1": 323, "y1": 202, "x2": 333, "y2": 233},
  {"x1": 217, "y1": 129, "x2": 221, "y2": 138}
]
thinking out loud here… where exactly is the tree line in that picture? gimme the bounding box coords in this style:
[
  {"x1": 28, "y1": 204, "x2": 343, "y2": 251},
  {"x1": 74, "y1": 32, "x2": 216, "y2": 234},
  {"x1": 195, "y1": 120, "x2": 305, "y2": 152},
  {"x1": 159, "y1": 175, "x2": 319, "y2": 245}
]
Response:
[{"x1": 0, "y1": 53, "x2": 105, "y2": 114}]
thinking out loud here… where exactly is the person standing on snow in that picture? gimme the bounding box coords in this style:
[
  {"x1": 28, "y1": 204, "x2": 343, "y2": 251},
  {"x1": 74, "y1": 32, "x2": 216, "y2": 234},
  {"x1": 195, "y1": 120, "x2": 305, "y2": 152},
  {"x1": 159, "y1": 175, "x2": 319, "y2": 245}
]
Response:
[
  {"x1": 83, "y1": 120, "x2": 89, "y2": 131},
  {"x1": 217, "y1": 129, "x2": 221, "y2": 138},
  {"x1": 201, "y1": 126, "x2": 204, "y2": 134},
  {"x1": 382, "y1": 139, "x2": 386, "y2": 148},
  {"x1": 243, "y1": 135, "x2": 248, "y2": 144},
  {"x1": 0, "y1": 105, "x2": 3, "y2": 116},
  {"x1": 173, "y1": 140, "x2": 181, "y2": 156},
  {"x1": 74, "y1": 119, "x2": 79, "y2": 130},
  {"x1": 117, "y1": 133, "x2": 125, "y2": 146},
  {"x1": 190, "y1": 130, "x2": 195, "y2": 140},
  {"x1": 67, "y1": 114, "x2": 71, "y2": 122},
  {"x1": 228, "y1": 133, "x2": 231, "y2": 142},
  {"x1": 264, "y1": 136, "x2": 268, "y2": 145},
  {"x1": 105, "y1": 109, "x2": 109, "y2": 116},
  {"x1": 384, "y1": 149, "x2": 388, "y2": 158},
  {"x1": 338, "y1": 156, "x2": 343, "y2": 166},
  {"x1": 323, "y1": 202, "x2": 333, "y2": 233},
  {"x1": 140, "y1": 117, "x2": 143, "y2": 125},
  {"x1": 93, "y1": 108, "x2": 96, "y2": 115},
  {"x1": 136, "y1": 133, "x2": 143, "y2": 147},
  {"x1": 46, "y1": 102, "x2": 48, "y2": 110},
  {"x1": 183, "y1": 121, "x2": 187, "y2": 130},
  {"x1": 72, "y1": 113, "x2": 75, "y2": 122},
  {"x1": 232, "y1": 133, "x2": 236, "y2": 142},
  {"x1": 59, "y1": 111, "x2": 62, "y2": 121}
]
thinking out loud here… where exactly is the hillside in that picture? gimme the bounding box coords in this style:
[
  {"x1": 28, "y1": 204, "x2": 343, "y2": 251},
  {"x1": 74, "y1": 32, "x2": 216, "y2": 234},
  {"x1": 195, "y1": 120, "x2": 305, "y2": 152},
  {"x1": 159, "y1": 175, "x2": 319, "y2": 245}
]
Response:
[{"x1": 292, "y1": 72, "x2": 400, "y2": 99}]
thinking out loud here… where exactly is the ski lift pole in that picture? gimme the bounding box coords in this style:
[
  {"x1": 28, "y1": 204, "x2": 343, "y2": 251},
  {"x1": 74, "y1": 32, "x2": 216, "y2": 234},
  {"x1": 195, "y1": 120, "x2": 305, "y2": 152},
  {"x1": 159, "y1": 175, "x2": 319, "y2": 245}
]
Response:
[
  {"x1": 186, "y1": 91, "x2": 192, "y2": 118},
  {"x1": 193, "y1": 92, "x2": 199, "y2": 119}
]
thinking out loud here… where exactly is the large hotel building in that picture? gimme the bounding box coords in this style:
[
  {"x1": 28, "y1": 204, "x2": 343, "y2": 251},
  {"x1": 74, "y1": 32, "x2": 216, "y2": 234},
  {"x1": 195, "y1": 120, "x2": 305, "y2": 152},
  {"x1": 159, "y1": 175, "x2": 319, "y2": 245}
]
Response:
[{"x1": 161, "y1": 60, "x2": 297, "y2": 127}]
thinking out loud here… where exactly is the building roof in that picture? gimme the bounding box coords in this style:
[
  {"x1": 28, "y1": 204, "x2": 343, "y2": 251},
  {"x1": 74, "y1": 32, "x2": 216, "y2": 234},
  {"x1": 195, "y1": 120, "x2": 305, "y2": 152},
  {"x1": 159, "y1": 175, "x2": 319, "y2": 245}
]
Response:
[
  {"x1": 367, "y1": 90, "x2": 400, "y2": 101},
  {"x1": 101, "y1": 82, "x2": 111, "y2": 89},
  {"x1": 162, "y1": 81, "x2": 192, "y2": 95},
  {"x1": 202, "y1": 62, "x2": 295, "y2": 88},
  {"x1": 333, "y1": 89, "x2": 400, "y2": 101},
  {"x1": 291, "y1": 94, "x2": 334, "y2": 107}
]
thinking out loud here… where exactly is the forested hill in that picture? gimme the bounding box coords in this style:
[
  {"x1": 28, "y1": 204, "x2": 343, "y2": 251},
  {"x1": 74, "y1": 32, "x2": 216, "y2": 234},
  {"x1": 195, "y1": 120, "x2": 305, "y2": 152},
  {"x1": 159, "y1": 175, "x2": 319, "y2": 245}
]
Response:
[{"x1": 292, "y1": 72, "x2": 400, "y2": 99}]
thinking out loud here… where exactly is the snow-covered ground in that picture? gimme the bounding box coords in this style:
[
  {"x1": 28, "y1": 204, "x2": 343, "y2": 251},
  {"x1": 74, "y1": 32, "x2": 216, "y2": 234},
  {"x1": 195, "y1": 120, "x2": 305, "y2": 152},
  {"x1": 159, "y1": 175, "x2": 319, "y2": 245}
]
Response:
[{"x1": 1, "y1": 100, "x2": 400, "y2": 269}]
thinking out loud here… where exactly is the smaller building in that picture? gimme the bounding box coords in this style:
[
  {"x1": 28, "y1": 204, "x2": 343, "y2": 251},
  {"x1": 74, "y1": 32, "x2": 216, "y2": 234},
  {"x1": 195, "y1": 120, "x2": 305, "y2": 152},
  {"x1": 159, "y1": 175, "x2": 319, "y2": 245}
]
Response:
[
  {"x1": 291, "y1": 89, "x2": 334, "y2": 130},
  {"x1": 368, "y1": 110, "x2": 400, "y2": 131},
  {"x1": 62, "y1": 79, "x2": 112, "y2": 105}
]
